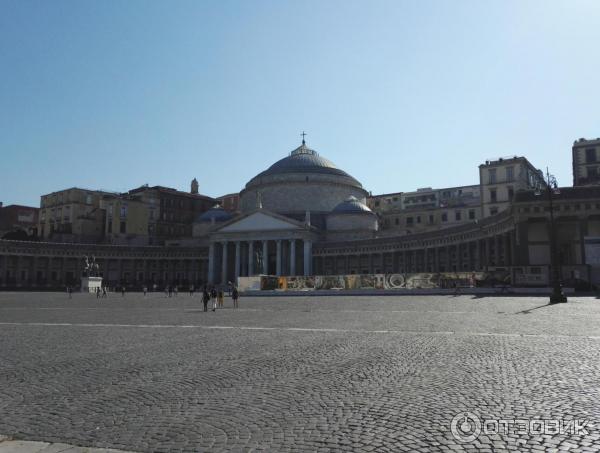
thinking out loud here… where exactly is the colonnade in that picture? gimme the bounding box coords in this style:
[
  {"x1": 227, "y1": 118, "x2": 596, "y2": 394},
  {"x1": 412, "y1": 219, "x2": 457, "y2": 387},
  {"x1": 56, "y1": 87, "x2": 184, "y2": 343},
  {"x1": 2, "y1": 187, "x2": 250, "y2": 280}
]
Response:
[
  {"x1": 208, "y1": 238, "x2": 313, "y2": 284},
  {"x1": 315, "y1": 232, "x2": 516, "y2": 275},
  {"x1": 0, "y1": 253, "x2": 208, "y2": 289}
]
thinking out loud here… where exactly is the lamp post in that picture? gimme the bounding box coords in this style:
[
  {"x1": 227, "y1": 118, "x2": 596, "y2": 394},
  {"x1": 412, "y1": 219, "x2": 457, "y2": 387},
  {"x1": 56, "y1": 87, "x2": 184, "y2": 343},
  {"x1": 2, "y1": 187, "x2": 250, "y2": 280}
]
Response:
[{"x1": 535, "y1": 168, "x2": 567, "y2": 303}]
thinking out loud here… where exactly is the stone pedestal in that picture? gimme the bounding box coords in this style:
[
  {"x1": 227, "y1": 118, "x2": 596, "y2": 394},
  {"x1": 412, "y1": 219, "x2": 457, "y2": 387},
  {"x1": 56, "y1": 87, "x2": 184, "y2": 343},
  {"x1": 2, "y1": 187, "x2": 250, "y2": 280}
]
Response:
[{"x1": 81, "y1": 276, "x2": 103, "y2": 293}]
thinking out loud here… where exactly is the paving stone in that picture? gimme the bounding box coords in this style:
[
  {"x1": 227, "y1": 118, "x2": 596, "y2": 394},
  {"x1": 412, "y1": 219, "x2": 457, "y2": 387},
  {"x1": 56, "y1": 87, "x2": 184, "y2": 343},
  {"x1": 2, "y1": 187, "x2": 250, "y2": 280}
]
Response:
[{"x1": 1, "y1": 293, "x2": 600, "y2": 452}]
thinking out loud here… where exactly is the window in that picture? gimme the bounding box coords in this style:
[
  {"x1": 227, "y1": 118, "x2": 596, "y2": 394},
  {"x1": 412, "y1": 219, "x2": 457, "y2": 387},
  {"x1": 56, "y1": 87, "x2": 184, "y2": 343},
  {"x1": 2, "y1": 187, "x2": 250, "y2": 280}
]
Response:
[
  {"x1": 441, "y1": 213, "x2": 448, "y2": 222},
  {"x1": 394, "y1": 218, "x2": 399, "y2": 225},
  {"x1": 86, "y1": 194, "x2": 92, "y2": 205},
  {"x1": 120, "y1": 221, "x2": 126, "y2": 233},
  {"x1": 149, "y1": 209, "x2": 155, "y2": 220},
  {"x1": 455, "y1": 211, "x2": 461, "y2": 221},
  {"x1": 490, "y1": 207, "x2": 498, "y2": 215},
  {"x1": 588, "y1": 167, "x2": 598, "y2": 178},
  {"x1": 120, "y1": 205, "x2": 128, "y2": 218},
  {"x1": 490, "y1": 189, "x2": 497, "y2": 203},
  {"x1": 468, "y1": 210, "x2": 475, "y2": 220},
  {"x1": 406, "y1": 217, "x2": 414, "y2": 226},
  {"x1": 108, "y1": 204, "x2": 113, "y2": 217},
  {"x1": 416, "y1": 216, "x2": 421, "y2": 224},
  {"x1": 429, "y1": 215, "x2": 434, "y2": 224},
  {"x1": 508, "y1": 186, "x2": 514, "y2": 200},
  {"x1": 375, "y1": 201, "x2": 380, "y2": 207},
  {"x1": 107, "y1": 221, "x2": 112, "y2": 233},
  {"x1": 488, "y1": 168, "x2": 497, "y2": 184},
  {"x1": 586, "y1": 148, "x2": 597, "y2": 163},
  {"x1": 393, "y1": 197, "x2": 398, "y2": 202},
  {"x1": 506, "y1": 166, "x2": 514, "y2": 182}
]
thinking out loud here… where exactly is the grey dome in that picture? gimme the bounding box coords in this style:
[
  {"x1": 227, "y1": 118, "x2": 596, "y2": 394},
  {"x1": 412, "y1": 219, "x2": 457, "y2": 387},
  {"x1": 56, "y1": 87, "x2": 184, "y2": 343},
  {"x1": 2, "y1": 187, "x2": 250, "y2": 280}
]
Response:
[
  {"x1": 246, "y1": 143, "x2": 362, "y2": 188},
  {"x1": 332, "y1": 196, "x2": 373, "y2": 214},
  {"x1": 196, "y1": 205, "x2": 233, "y2": 223}
]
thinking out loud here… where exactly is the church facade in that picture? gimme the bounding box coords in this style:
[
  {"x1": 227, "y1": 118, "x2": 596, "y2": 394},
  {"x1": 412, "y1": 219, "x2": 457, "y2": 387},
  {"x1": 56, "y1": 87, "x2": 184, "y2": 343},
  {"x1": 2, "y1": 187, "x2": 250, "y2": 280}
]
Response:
[{"x1": 1, "y1": 140, "x2": 600, "y2": 289}]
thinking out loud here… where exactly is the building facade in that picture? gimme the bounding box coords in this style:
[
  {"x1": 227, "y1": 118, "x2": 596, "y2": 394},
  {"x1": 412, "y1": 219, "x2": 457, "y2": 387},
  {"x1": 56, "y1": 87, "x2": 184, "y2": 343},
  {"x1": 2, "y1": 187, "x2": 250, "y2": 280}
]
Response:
[
  {"x1": 479, "y1": 156, "x2": 543, "y2": 217},
  {"x1": 2, "y1": 138, "x2": 599, "y2": 290},
  {"x1": 572, "y1": 138, "x2": 600, "y2": 186},
  {"x1": 38, "y1": 188, "x2": 113, "y2": 243},
  {"x1": 0, "y1": 204, "x2": 39, "y2": 239}
]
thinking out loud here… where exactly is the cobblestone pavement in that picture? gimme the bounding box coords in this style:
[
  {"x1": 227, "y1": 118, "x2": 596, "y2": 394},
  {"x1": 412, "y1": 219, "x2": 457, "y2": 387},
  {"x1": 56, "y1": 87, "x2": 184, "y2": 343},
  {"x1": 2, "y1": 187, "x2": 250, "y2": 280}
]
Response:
[{"x1": 1, "y1": 292, "x2": 600, "y2": 452}]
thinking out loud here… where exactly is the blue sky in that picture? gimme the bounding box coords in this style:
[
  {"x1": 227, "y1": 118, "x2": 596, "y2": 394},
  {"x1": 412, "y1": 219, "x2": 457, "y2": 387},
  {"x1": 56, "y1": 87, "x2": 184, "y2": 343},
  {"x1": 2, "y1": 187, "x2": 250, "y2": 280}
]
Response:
[{"x1": 1, "y1": 0, "x2": 599, "y2": 206}]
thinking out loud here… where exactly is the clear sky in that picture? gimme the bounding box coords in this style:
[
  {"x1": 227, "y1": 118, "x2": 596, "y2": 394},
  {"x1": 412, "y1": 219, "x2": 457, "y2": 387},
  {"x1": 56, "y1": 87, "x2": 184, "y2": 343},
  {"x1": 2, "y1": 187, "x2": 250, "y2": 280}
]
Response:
[{"x1": 1, "y1": 0, "x2": 599, "y2": 206}]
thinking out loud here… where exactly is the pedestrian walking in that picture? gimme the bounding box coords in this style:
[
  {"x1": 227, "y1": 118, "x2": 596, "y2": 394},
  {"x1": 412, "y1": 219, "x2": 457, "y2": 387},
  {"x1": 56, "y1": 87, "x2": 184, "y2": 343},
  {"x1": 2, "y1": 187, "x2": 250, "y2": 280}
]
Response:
[
  {"x1": 66, "y1": 286, "x2": 72, "y2": 299},
  {"x1": 202, "y1": 287, "x2": 209, "y2": 312},
  {"x1": 189, "y1": 284, "x2": 195, "y2": 296},
  {"x1": 174, "y1": 285, "x2": 178, "y2": 296},
  {"x1": 121, "y1": 285, "x2": 126, "y2": 297},
  {"x1": 143, "y1": 285, "x2": 148, "y2": 296},
  {"x1": 96, "y1": 287, "x2": 101, "y2": 299},
  {"x1": 102, "y1": 286, "x2": 107, "y2": 298},
  {"x1": 210, "y1": 287, "x2": 217, "y2": 312},
  {"x1": 232, "y1": 286, "x2": 239, "y2": 308},
  {"x1": 218, "y1": 289, "x2": 224, "y2": 308}
]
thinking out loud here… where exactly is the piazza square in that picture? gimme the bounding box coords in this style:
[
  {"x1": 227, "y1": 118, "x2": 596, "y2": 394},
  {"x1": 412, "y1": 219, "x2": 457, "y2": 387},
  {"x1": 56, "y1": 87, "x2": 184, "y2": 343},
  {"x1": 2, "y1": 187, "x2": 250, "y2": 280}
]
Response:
[{"x1": 2, "y1": 291, "x2": 600, "y2": 452}]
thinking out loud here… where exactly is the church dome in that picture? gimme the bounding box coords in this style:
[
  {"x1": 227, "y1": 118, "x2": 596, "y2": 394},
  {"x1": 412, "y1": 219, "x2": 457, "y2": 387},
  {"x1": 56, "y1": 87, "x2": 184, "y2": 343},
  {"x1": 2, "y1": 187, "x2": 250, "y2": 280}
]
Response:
[
  {"x1": 195, "y1": 205, "x2": 233, "y2": 223},
  {"x1": 239, "y1": 139, "x2": 368, "y2": 216},
  {"x1": 332, "y1": 196, "x2": 374, "y2": 214},
  {"x1": 244, "y1": 142, "x2": 362, "y2": 189}
]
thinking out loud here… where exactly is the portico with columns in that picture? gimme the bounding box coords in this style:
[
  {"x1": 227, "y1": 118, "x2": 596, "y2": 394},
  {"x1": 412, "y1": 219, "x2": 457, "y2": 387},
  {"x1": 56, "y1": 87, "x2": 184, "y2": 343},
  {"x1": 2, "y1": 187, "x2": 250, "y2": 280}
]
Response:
[{"x1": 207, "y1": 209, "x2": 320, "y2": 285}]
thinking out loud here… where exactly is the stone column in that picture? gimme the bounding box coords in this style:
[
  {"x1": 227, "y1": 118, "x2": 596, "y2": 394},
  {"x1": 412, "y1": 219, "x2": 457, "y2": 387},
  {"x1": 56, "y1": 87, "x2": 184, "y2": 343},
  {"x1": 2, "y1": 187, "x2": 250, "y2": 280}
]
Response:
[
  {"x1": 208, "y1": 243, "x2": 215, "y2": 283},
  {"x1": 579, "y1": 220, "x2": 587, "y2": 264},
  {"x1": 289, "y1": 239, "x2": 296, "y2": 276},
  {"x1": 234, "y1": 241, "x2": 241, "y2": 282},
  {"x1": 494, "y1": 235, "x2": 501, "y2": 266},
  {"x1": 466, "y1": 242, "x2": 473, "y2": 270},
  {"x1": 345, "y1": 255, "x2": 350, "y2": 274},
  {"x1": 275, "y1": 240, "x2": 282, "y2": 276},
  {"x1": 248, "y1": 241, "x2": 255, "y2": 276},
  {"x1": 434, "y1": 247, "x2": 440, "y2": 272},
  {"x1": 484, "y1": 238, "x2": 491, "y2": 271},
  {"x1": 368, "y1": 254, "x2": 374, "y2": 274},
  {"x1": 262, "y1": 240, "x2": 269, "y2": 275},
  {"x1": 303, "y1": 240, "x2": 312, "y2": 276},
  {"x1": 221, "y1": 242, "x2": 228, "y2": 284},
  {"x1": 445, "y1": 246, "x2": 451, "y2": 272},
  {"x1": 474, "y1": 240, "x2": 481, "y2": 270},
  {"x1": 15, "y1": 256, "x2": 22, "y2": 287},
  {"x1": 456, "y1": 244, "x2": 462, "y2": 271},
  {"x1": 241, "y1": 243, "x2": 247, "y2": 277}
]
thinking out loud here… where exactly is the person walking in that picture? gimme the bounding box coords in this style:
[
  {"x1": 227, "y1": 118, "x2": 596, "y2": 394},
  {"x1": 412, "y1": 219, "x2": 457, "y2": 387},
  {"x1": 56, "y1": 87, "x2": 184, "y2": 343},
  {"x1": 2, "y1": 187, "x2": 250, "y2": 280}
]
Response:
[
  {"x1": 96, "y1": 286, "x2": 101, "y2": 299},
  {"x1": 232, "y1": 286, "x2": 239, "y2": 309},
  {"x1": 102, "y1": 286, "x2": 108, "y2": 298},
  {"x1": 121, "y1": 285, "x2": 126, "y2": 297},
  {"x1": 174, "y1": 285, "x2": 178, "y2": 296},
  {"x1": 67, "y1": 286, "x2": 72, "y2": 299},
  {"x1": 218, "y1": 288, "x2": 224, "y2": 308},
  {"x1": 189, "y1": 284, "x2": 194, "y2": 296},
  {"x1": 143, "y1": 285, "x2": 148, "y2": 297},
  {"x1": 210, "y1": 286, "x2": 217, "y2": 312},
  {"x1": 202, "y1": 287, "x2": 209, "y2": 312}
]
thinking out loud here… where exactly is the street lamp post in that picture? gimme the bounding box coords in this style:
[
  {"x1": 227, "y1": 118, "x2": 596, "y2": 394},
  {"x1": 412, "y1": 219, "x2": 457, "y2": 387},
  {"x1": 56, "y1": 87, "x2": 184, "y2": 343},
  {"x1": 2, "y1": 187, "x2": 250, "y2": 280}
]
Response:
[{"x1": 535, "y1": 168, "x2": 567, "y2": 304}]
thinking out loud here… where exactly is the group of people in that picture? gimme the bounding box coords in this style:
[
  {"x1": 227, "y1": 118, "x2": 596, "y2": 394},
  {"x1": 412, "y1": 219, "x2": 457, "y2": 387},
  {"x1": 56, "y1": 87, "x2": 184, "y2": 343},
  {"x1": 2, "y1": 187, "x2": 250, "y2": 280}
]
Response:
[
  {"x1": 201, "y1": 285, "x2": 239, "y2": 312},
  {"x1": 74, "y1": 283, "x2": 241, "y2": 308},
  {"x1": 94, "y1": 286, "x2": 108, "y2": 298}
]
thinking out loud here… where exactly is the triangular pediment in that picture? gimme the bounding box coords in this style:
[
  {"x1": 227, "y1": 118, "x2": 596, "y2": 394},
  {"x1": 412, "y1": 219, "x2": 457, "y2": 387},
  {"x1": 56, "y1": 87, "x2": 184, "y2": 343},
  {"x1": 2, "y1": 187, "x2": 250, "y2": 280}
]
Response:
[{"x1": 217, "y1": 211, "x2": 303, "y2": 233}]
